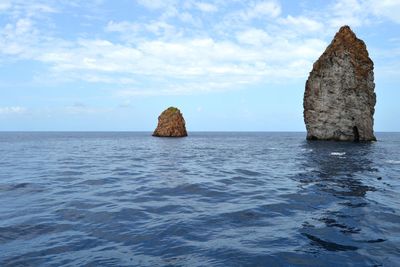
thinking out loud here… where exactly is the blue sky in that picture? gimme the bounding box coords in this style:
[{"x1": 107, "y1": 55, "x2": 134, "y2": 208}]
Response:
[{"x1": 0, "y1": 0, "x2": 399, "y2": 131}]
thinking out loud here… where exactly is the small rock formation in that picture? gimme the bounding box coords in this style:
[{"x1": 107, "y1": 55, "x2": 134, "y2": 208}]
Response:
[
  {"x1": 303, "y1": 25, "x2": 376, "y2": 141},
  {"x1": 153, "y1": 107, "x2": 188, "y2": 137}
]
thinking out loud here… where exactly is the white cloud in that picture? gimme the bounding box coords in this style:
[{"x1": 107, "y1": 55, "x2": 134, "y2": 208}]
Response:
[
  {"x1": 0, "y1": 106, "x2": 27, "y2": 115},
  {"x1": 136, "y1": 0, "x2": 172, "y2": 10},
  {"x1": 179, "y1": 11, "x2": 198, "y2": 25},
  {"x1": 24, "y1": 3, "x2": 57, "y2": 15},
  {"x1": 236, "y1": 28, "x2": 272, "y2": 46},
  {"x1": 1, "y1": 1, "x2": 57, "y2": 19},
  {"x1": 106, "y1": 20, "x2": 139, "y2": 34},
  {"x1": 0, "y1": 1, "x2": 11, "y2": 12},
  {"x1": 146, "y1": 21, "x2": 177, "y2": 36},
  {"x1": 0, "y1": 18, "x2": 38, "y2": 57},
  {"x1": 44, "y1": 36, "x2": 323, "y2": 78},
  {"x1": 105, "y1": 19, "x2": 180, "y2": 40},
  {"x1": 1, "y1": 0, "x2": 399, "y2": 97},
  {"x1": 116, "y1": 78, "x2": 256, "y2": 96},
  {"x1": 327, "y1": 0, "x2": 400, "y2": 27},
  {"x1": 368, "y1": 0, "x2": 400, "y2": 23},
  {"x1": 279, "y1": 16, "x2": 323, "y2": 32},
  {"x1": 328, "y1": 0, "x2": 365, "y2": 27},
  {"x1": 0, "y1": 0, "x2": 328, "y2": 96},
  {"x1": 244, "y1": 1, "x2": 282, "y2": 20},
  {"x1": 14, "y1": 18, "x2": 32, "y2": 35},
  {"x1": 136, "y1": 0, "x2": 217, "y2": 14},
  {"x1": 64, "y1": 104, "x2": 111, "y2": 115},
  {"x1": 218, "y1": 0, "x2": 282, "y2": 30},
  {"x1": 195, "y1": 2, "x2": 218, "y2": 13}
]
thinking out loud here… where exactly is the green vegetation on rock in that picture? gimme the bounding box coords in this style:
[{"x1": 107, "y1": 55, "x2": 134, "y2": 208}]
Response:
[{"x1": 165, "y1": 107, "x2": 179, "y2": 113}]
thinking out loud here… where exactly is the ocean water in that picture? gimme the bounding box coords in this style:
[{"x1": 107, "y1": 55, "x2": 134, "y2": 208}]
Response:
[{"x1": 0, "y1": 132, "x2": 399, "y2": 267}]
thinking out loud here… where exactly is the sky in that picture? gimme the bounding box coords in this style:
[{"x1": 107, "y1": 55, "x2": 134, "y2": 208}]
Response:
[{"x1": 0, "y1": 0, "x2": 399, "y2": 131}]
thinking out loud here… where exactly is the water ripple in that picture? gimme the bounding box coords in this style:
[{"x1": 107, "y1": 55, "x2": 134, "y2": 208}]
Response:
[{"x1": 0, "y1": 132, "x2": 399, "y2": 266}]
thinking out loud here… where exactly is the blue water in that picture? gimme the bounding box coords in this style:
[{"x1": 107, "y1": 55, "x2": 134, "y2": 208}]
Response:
[{"x1": 0, "y1": 132, "x2": 399, "y2": 266}]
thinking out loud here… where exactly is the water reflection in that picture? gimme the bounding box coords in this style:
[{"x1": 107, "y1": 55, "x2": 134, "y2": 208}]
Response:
[
  {"x1": 295, "y1": 141, "x2": 380, "y2": 254},
  {"x1": 298, "y1": 141, "x2": 377, "y2": 197}
]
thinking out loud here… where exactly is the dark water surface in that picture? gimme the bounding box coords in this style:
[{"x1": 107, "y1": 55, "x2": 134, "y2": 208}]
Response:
[{"x1": 0, "y1": 132, "x2": 399, "y2": 266}]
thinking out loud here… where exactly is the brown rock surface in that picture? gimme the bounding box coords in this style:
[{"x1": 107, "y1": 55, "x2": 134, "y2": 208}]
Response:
[
  {"x1": 153, "y1": 107, "x2": 188, "y2": 137},
  {"x1": 304, "y1": 25, "x2": 376, "y2": 141}
]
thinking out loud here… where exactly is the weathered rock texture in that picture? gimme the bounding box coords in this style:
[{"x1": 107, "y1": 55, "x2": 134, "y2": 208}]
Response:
[
  {"x1": 153, "y1": 107, "x2": 188, "y2": 137},
  {"x1": 304, "y1": 25, "x2": 376, "y2": 141}
]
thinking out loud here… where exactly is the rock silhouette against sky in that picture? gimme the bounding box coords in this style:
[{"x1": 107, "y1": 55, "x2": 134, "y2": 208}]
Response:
[{"x1": 304, "y1": 25, "x2": 376, "y2": 142}]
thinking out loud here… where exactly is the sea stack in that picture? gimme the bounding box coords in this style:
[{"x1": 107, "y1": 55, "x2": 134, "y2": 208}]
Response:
[
  {"x1": 153, "y1": 107, "x2": 188, "y2": 137},
  {"x1": 303, "y1": 25, "x2": 376, "y2": 141}
]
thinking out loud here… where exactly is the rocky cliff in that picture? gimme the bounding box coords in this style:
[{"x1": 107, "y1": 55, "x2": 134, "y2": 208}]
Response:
[
  {"x1": 304, "y1": 25, "x2": 376, "y2": 141},
  {"x1": 153, "y1": 107, "x2": 188, "y2": 137}
]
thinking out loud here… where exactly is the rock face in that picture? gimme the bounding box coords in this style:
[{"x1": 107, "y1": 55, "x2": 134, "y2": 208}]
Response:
[
  {"x1": 303, "y1": 25, "x2": 376, "y2": 141},
  {"x1": 153, "y1": 107, "x2": 188, "y2": 137}
]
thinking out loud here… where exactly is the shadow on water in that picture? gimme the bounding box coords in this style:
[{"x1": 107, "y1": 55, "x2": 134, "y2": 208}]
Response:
[
  {"x1": 292, "y1": 140, "x2": 384, "y2": 260},
  {"x1": 298, "y1": 141, "x2": 377, "y2": 197}
]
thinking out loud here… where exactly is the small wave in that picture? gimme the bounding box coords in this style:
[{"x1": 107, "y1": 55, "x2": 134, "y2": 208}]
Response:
[
  {"x1": 386, "y1": 160, "x2": 400, "y2": 164},
  {"x1": 302, "y1": 233, "x2": 358, "y2": 251},
  {"x1": 234, "y1": 168, "x2": 262, "y2": 176},
  {"x1": 364, "y1": 238, "x2": 386, "y2": 243},
  {"x1": 57, "y1": 170, "x2": 85, "y2": 176},
  {"x1": 330, "y1": 152, "x2": 346, "y2": 156},
  {"x1": 0, "y1": 183, "x2": 43, "y2": 193}
]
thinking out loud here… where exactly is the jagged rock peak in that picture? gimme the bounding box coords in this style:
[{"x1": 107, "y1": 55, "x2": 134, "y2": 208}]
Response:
[
  {"x1": 304, "y1": 25, "x2": 376, "y2": 142},
  {"x1": 313, "y1": 25, "x2": 373, "y2": 80},
  {"x1": 152, "y1": 107, "x2": 188, "y2": 137}
]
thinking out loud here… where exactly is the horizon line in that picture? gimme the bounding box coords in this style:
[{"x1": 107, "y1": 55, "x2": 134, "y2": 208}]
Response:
[{"x1": 0, "y1": 131, "x2": 398, "y2": 133}]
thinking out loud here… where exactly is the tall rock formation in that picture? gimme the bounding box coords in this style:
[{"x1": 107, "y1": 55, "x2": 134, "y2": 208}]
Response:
[
  {"x1": 153, "y1": 107, "x2": 188, "y2": 137},
  {"x1": 303, "y1": 25, "x2": 376, "y2": 141}
]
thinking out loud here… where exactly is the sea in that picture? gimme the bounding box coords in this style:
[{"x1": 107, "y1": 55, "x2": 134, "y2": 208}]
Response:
[{"x1": 0, "y1": 132, "x2": 399, "y2": 267}]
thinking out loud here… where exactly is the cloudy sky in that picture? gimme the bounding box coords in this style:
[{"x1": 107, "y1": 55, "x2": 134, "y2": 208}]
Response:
[{"x1": 0, "y1": 0, "x2": 399, "y2": 131}]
